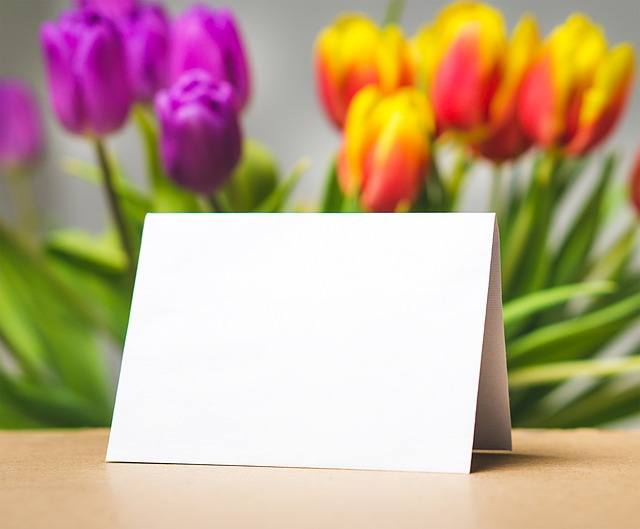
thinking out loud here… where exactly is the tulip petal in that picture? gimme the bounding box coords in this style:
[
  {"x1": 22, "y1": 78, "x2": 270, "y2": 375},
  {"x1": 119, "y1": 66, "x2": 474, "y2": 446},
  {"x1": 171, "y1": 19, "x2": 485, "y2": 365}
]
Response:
[
  {"x1": 75, "y1": 20, "x2": 131, "y2": 135},
  {"x1": 566, "y1": 44, "x2": 635, "y2": 155},
  {"x1": 340, "y1": 86, "x2": 383, "y2": 195},
  {"x1": 490, "y1": 13, "x2": 540, "y2": 126},
  {"x1": 40, "y1": 22, "x2": 85, "y2": 135},
  {"x1": 207, "y1": 9, "x2": 251, "y2": 109},
  {"x1": 170, "y1": 7, "x2": 251, "y2": 111},
  {"x1": 432, "y1": 27, "x2": 498, "y2": 130},
  {"x1": 124, "y1": 4, "x2": 171, "y2": 102},
  {"x1": 362, "y1": 113, "x2": 425, "y2": 212},
  {"x1": 518, "y1": 54, "x2": 559, "y2": 148},
  {"x1": 171, "y1": 8, "x2": 226, "y2": 83}
]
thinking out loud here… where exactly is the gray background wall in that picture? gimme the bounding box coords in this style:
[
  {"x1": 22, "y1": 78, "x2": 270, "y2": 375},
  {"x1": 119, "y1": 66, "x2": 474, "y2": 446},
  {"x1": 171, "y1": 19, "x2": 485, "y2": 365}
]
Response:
[{"x1": 1, "y1": 0, "x2": 639, "y2": 228}]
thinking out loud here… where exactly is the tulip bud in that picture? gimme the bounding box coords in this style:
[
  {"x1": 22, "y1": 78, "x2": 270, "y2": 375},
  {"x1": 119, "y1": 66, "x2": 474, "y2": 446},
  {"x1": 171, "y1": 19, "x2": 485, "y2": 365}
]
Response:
[
  {"x1": 630, "y1": 149, "x2": 640, "y2": 215},
  {"x1": 473, "y1": 14, "x2": 540, "y2": 162},
  {"x1": 40, "y1": 9, "x2": 132, "y2": 136},
  {"x1": 518, "y1": 14, "x2": 635, "y2": 156},
  {"x1": 155, "y1": 69, "x2": 242, "y2": 194},
  {"x1": 170, "y1": 6, "x2": 250, "y2": 111},
  {"x1": 315, "y1": 14, "x2": 413, "y2": 129},
  {"x1": 0, "y1": 80, "x2": 44, "y2": 171},
  {"x1": 413, "y1": 2, "x2": 507, "y2": 133},
  {"x1": 338, "y1": 86, "x2": 433, "y2": 212},
  {"x1": 121, "y1": 3, "x2": 171, "y2": 102}
]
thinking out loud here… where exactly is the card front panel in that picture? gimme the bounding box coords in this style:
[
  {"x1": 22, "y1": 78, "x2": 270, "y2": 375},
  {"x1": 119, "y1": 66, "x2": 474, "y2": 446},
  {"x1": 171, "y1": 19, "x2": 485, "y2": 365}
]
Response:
[{"x1": 108, "y1": 213, "x2": 496, "y2": 473}]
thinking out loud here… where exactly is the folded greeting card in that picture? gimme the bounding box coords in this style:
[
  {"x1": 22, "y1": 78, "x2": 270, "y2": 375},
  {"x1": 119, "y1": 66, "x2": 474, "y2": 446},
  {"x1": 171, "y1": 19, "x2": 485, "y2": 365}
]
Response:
[{"x1": 107, "y1": 213, "x2": 511, "y2": 474}]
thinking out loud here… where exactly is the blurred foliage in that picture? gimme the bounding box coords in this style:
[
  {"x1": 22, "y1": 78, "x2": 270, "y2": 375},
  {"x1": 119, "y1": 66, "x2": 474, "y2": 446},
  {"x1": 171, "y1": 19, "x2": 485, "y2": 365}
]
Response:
[
  {"x1": 1, "y1": 112, "x2": 639, "y2": 430},
  {"x1": 0, "y1": 107, "x2": 305, "y2": 427}
]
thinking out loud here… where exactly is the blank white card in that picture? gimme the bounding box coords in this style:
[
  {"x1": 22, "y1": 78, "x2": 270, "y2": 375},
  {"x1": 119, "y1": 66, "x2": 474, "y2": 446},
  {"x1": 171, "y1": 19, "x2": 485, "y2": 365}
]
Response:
[{"x1": 107, "y1": 213, "x2": 511, "y2": 474}]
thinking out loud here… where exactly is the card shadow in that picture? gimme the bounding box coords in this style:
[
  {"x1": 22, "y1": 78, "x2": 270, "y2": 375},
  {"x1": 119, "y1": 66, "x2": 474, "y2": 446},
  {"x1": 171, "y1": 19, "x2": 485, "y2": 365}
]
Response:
[{"x1": 471, "y1": 451, "x2": 561, "y2": 473}]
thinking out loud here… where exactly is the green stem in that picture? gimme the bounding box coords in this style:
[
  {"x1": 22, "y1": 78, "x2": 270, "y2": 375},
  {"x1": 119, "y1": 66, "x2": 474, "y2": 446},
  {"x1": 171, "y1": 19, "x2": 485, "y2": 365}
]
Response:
[
  {"x1": 489, "y1": 164, "x2": 502, "y2": 215},
  {"x1": 502, "y1": 151, "x2": 559, "y2": 296},
  {"x1": 132, "y1": 104, "x2": 162, "y2": 189},
  {"x1": 208, "y1": 195, "x2": 224, "y2": 212},
  {"x1": 382, "y1": 0, "x2": 405, "y2": 26},
  {"x1": 94, "y1": 139, "x2": 135, "y2": 272},
  {"x1": 6, "y1": 166, "x2": 39, "y2": 244},
  {"x1": 447, "y1": 150, "x2": 469, "y2": 210}
]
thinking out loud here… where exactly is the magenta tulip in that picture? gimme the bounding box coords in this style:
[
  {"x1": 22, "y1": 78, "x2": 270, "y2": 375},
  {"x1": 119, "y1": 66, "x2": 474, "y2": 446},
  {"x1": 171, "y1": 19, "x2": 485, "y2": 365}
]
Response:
[
  {"x1": 170, "y1": 6, "x2": 250, "y2": 110},
  {"x1": 40, "y1": 8, "x2": 132, "y2": 136},
  {"x1": 155, "y1": 69, "x2": 242, "y2": 194},
  {"x1": 121, "y1": 3, "x2": 171, "y2": 102},
  {"x1": 0, "y1": 80, "x2": 44, "y2": 170}
]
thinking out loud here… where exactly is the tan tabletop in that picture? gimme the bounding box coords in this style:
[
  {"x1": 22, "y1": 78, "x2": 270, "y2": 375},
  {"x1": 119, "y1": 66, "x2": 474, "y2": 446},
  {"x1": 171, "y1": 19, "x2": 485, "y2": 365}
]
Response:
[{"x1": 1, "y1": 429, "x2": 639, "y2": 529}]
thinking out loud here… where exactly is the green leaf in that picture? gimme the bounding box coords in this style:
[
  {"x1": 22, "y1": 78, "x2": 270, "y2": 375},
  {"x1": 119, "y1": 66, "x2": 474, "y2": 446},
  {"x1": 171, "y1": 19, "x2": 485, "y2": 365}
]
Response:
[
  {"x1": 340, "y1": 194, "x2": 364, "y2": 213},
  {"x1": 0, "y1": 396, "x2": 43, "y2": 428},
  {"x1": 0, "y1": 223, "x2": 112, "y2": 415},
  {"x1": 445, "y1": 151, "x2": 470, "y2": 210},
  {"x1": 46, "y1": 252, "x2": 132, "y2": 346},
  {"x1": 586, "y1": 223, "x2": 638, "y2": 283},
  {"x1": 424, "y1": 154, "x2": 450, "y2": 212},
  {"x1": 255, "y1": 158, "x2": 309, "y2": 212},
  {"x1": 44, "y1": 228, "x2": 132, "y2": 344},
  {"x1": 503, "y1": 280, "x2": 616, "y2": 330},
  {"x1": 320, "y1": 158, "x2": 344, "y2": 212},
  {"x1": 0, "y1": 368, "x2": 107, "y2": 427},
  {"x1": 550, "y1": 153, "x2": 615, "y2": 285},
  {"x1": 46, "y1": 229, "x2": 127, "y2": 274},
  {"x1": 222, "y1": 139, "x2": 279, "y2": 212},
  {"x1": 521, "y1": 378, "x2": 640, "y2": 428},
  {"x1": 502, "y1": 153, "x2": 558, "y2": 297},
  {"x1": 508, "y1": 291, "x2": 640, "y2": 365},
  {"x1": 509, "y1": 356, "x2": 640, "y2": 388},
  {"x1": 61, "y1": 155, "x2": 152, "y2": 252}
]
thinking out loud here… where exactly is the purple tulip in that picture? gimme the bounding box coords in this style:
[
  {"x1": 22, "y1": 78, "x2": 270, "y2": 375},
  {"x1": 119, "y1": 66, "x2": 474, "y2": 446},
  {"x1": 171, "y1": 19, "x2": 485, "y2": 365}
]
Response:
[
  {"x1": 156, "y1": 69, "x2": 242, "y2": 194},
  {"x1": 121, "y1": 3, "x2": 171, "y2": 102},
  {"x1": 40, "y1": 9, "x2": 132, "y2": 136},
  {"x1": 76, "y1": 0, "x2": 137, "y2": 19},
  {"x1": 170, "y1": 6, "x2": 251, "y2": 111},
  {"x1": 0, "y1": 80, "x2": 44, "y2": 170}
]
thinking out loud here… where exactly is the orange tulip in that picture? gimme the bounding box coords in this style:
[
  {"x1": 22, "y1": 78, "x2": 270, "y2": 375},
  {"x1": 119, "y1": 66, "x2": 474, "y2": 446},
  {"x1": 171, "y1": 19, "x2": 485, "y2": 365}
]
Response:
[
  {"x1": 314, "y1": 14, "x2": 412, "y2": 129},
  {"x1": 412, "y1": 2, "x2": 506, "y2": 133},
  {"x1": 412, "y1": 3, "x2": 540, "y2": 162},
  {"x1": 518, "y1": 14, "x2": 635, "y2": 156},
  {"x1": 338, "y1": 86, "x2": 433, "y2": 212}
]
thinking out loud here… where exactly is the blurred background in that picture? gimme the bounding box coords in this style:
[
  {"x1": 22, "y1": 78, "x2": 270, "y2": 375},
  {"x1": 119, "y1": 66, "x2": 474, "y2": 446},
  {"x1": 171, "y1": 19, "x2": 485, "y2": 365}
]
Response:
[
  {"x1": 2, "y1": 0, "x2": 640, "y2": 228},
  {"x1": 1, "y1": 0, "x2": 639, "y2": 429}
]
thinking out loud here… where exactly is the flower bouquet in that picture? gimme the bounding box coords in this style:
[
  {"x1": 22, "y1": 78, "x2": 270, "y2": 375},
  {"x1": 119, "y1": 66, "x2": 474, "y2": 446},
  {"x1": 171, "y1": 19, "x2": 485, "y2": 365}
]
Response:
[{"x1": 0, "y1": 0, "x2": 638, "y2": 428}]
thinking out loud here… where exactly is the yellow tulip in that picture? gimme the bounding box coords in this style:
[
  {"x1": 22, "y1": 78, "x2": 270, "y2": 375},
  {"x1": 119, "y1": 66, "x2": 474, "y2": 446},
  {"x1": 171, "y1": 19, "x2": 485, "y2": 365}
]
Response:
[
  {"x1": 315, "y1": 14, "x2": 413, "y2": 129},
  {"x1": 338, "y1": 86, "x2": 433, "y2": 212}
]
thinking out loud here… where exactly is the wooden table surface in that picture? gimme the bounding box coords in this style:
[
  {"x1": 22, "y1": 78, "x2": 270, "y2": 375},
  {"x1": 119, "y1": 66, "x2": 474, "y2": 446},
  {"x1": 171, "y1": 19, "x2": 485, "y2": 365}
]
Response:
[{"x1": 1, "y1": 429, "x2": 639, "y2": 529}]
